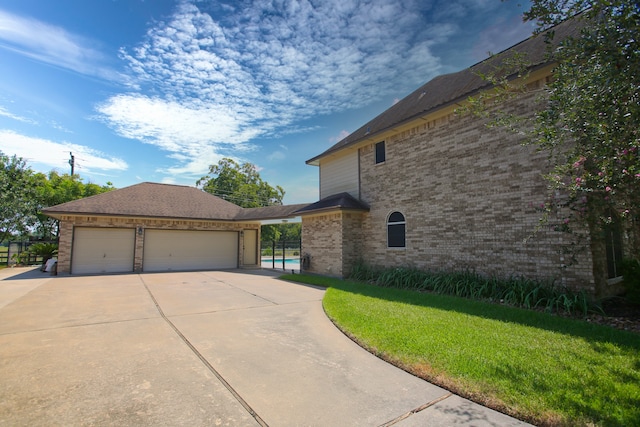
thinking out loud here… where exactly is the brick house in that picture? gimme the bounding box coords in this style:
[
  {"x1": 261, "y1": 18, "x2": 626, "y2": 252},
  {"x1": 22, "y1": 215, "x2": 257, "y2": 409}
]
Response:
[
  {"x1": 44, "y1": 182, "x2": 306, "y2": 274},
  {"x1": 297, "y1": 17, "x2": 620, "y2": 295}
]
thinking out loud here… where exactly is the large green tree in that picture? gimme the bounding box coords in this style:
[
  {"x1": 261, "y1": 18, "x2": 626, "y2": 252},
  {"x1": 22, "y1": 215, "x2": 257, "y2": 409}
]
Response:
[
  {"x1": 34, "y1": 171, "x2": 114, "y2": 239},
  {"x1": 261, "y1": 222, "x2": 302, "y2": 244},
  {"x1": 465, "y1": 1, "x2": 639, "y2": 295},
  {"x1": 197, "y1": 158, "x2": 285, "y2": 208},
  {"x1": 0, "y1": 152, "x2": 38, "y2": 243},
  {"x1": 197, "y1": 158, "x2": 295, "y2": 245},
  {"x1": 524, "y1": 1, "x2": 640, "y2": 289}
]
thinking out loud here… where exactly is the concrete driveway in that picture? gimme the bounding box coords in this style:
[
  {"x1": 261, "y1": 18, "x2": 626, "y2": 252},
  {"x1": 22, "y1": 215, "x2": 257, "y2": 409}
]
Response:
[{"x1": 0, "y1": 267, "x2": 530, "y2": 427}]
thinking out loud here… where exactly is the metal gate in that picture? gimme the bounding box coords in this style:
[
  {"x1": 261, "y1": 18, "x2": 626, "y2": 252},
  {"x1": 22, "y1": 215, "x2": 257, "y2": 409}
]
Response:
[{"x1": 260, "y1": 240, "x2": 301, "y2": 271}]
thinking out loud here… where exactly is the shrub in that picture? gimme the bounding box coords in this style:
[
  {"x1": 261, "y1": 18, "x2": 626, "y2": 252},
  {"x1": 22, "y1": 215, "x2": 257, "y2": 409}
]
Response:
[
  {"x1": 621, "y1": 258, "x2": 640, "y2": 304},
  {"x1": 28, "y1": 243, "x2": 58, "y2": 261},
  {"x1": 348, "y1": 260, "x2": 596, "y2": 316},
  {"x1": 11, "y1": 252, "x2": 30, "y2": 265}
]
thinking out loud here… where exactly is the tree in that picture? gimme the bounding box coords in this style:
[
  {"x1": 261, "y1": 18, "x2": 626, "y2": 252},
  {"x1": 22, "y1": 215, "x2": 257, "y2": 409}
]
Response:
[
  {"x1": 465, "y1": 1, "x2": 639, "y2": 295},
  {"x1": 280, "y1": 223, "x2": 301, "y2": 241},
  {"x1": 0, "y1": 152, "x2": 38, "y2": 243},
  {"x1": 260, "y1": 223, "x2": 301, "y2": 244},
  {"x1": 196, "y1": 158, "x2": 285, "y2": 208},
  {"x1": 34, "y1": 171, "x2": 115, "y2": 239},
  {"x1": 525, "y1": 1, "x2": 639, "y2": 293}
]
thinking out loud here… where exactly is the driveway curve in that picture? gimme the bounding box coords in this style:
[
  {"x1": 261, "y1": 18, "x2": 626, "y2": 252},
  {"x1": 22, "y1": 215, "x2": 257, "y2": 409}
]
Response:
[{"x1": 0, "y1": 267, "x2": 530, "y2": 426}]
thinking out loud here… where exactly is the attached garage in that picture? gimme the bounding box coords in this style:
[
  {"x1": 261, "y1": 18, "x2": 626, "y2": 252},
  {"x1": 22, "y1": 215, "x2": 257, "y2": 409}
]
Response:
[
  {"x1": 143, "y1": 229, "x2": 238, "y2": 272},
  {"x1": 43, "y1": 182, "x2": 307, "y2": 275},
  {"x1": 71, "y1": 227, "x2": 135, "y2": 274}
]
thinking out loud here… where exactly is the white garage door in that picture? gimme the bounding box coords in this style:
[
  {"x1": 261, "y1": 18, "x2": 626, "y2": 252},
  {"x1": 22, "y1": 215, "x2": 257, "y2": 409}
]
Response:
[
  {"x1": 71, "y1": 227, "x2": 135, "y2": 274},
  {"x1": 143, "y1": 230, "x2": 238, "y2": 272}
]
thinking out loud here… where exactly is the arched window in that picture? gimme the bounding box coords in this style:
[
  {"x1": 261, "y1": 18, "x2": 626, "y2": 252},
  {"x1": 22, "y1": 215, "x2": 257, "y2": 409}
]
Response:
[{"x1": 387, "y1": 211, "x2": 406, "y2": 248}]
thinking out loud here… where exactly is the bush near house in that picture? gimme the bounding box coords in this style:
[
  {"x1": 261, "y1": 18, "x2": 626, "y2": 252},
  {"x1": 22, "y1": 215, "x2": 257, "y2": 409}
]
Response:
[
  {"x1": 10, "y1": 243, "x2": 58, "y2": 267},
  {"x1": 27, "y1": 242, "x2": 58, "y2": 261},
  {"x1": 621, "y1": 258, "x2": 640, "y2": 304},
  {"x1": 349, "y1": 261, "x2": 597, "y2": 316}
]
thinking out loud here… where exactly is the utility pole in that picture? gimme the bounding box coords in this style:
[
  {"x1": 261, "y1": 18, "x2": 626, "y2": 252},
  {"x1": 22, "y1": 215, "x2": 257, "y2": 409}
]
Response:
[{"x1": 69, "y1": 152, "x2": 75, "y2": 175}]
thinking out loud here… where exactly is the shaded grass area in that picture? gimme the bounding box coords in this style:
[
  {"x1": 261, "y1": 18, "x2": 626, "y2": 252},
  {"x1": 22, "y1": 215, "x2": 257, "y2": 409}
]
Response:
[{"x1": 281, "y1": 274, "x2": 640, "y2": 426}]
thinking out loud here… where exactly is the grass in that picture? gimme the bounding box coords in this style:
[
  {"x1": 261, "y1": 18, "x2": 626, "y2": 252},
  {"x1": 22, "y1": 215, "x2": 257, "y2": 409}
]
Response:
[{"x1": 280, "y1": 273, "x2": 640, "y2": 426}]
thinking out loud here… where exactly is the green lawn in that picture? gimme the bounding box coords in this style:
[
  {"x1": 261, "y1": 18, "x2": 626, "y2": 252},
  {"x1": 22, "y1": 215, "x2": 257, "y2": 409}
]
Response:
[{"x1": 281, "y1": 274, "x2": 640, "y2": 427}]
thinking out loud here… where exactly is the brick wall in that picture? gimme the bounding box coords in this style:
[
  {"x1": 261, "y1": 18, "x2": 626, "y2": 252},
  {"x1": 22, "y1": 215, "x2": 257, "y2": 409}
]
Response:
[
  {"x1": 301, "y1": 211, "x2": 366, "y2": 277},
  {"x1": 302, "y1": 213, "x2": 344, "y2": 276},
  {"x1": 341, "y1": 212, "x2": 366, "y2": 277},
  {"x1": 356, "y1": 90, "x2": 595, "y2": 292},
  {"x1": 56, "y1": 215, "x2": 259, "y2": 274}
]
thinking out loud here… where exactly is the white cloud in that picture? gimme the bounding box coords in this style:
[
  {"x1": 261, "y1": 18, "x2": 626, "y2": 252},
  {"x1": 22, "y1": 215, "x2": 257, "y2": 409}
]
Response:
[
  {"x1": 98, "y1": 0, "x2": 452, "y2": 180},
  {"x1": 0, "y1": 106, "x2": 37, "y2": 124},
  {"x1": 160, "y1": 176, "x2": 177, "y2": 185},
  {"x1": 267, "y1": 151, "x2": 286, "y2": 161},
  {"x1": 97, "y1": 94, "x2": 259, "y2": 147},
  {"x1": 472, "y1": 15, "x2": 535, "y2": 61},
  {"x1": 0, "y1": 9, "x2": 123, "y2": 82},
  {"x1": 0, "y1": 130, "x2": 127, "y2": 173},
  {"x1": 330, "y1": 130, "x2": 351, "y2": 145},
  {"x1": 96, "y1": 94, "x2": 259, "y2": 177},
  {"x1": 96, "y1": 0, "x2": 529, "y2": 182},
  {"x1": 48, "y1": 121, "x2": 73, "y2": 134}
]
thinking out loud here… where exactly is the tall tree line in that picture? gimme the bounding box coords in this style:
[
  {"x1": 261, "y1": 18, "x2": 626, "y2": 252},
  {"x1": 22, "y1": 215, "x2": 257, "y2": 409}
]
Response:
[{"x1": 0, "y1": 151, "x2": 114, "y2": 243}]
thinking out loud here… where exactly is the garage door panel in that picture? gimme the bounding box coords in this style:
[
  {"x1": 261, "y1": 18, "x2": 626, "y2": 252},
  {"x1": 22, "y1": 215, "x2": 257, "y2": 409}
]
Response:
[
  {"x1": 72, "y1": 228, "x2": 135, "y2": 274},
  {"x1": 143, "y1": 230, "x2": 237, "y2": 272}
]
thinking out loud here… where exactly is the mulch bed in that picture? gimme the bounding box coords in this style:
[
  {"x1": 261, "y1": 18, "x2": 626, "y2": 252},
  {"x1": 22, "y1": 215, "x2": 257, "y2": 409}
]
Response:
[{"x1": 585, "y1": 298, "x2": 640, "y2": 334}]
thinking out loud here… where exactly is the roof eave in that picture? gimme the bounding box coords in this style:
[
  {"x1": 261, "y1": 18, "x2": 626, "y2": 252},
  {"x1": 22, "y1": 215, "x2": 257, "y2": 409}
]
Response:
[
  {"x1": 41, "y1": 210, "x2": 239, "y2": 222},
  {"x1": 295, "y1": 206, "x2": 370, "y2": 216}
]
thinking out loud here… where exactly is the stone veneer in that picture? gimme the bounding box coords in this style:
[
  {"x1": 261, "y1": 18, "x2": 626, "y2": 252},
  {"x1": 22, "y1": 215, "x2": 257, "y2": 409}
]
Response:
[
  {"x1": 304, "y1": 86, "x2": 600, "y2": 293},
  {"x1": 57, "y1": 215, "x2": 259, "y2": 274}
]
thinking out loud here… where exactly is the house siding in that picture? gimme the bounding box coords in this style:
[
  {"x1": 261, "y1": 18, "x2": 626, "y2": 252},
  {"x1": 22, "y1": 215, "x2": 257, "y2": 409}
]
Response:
[
  {"x1": 355, "y1": 88, "x2": 595, "y2": 292},
  {"x1": 319, "y1": 150, "x2": 359, "y2": 199},
  {"x1": 56, "y1": 215, "x2": 259, "y2": 274}
]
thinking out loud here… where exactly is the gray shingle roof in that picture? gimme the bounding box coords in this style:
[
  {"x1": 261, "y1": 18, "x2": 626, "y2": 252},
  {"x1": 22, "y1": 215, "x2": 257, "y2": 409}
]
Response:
[
  {"x1": 294, "y1": 192, "x2": 369, "y2": 215},
  {"x1": 307, "y1": 15, "x2": 584, "y2": 165},
  {"x1": 43, "y1": 182, "x2": 311, "y2": 222},
  {"x1": 43, "y1": 182, "x2": 244, "y2": 221}
]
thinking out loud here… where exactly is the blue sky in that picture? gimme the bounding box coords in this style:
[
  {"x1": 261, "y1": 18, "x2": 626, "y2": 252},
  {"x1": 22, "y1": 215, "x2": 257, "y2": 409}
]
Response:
[{"x1": 0, "y1": 0, "x2": 533, "y2": 204}]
